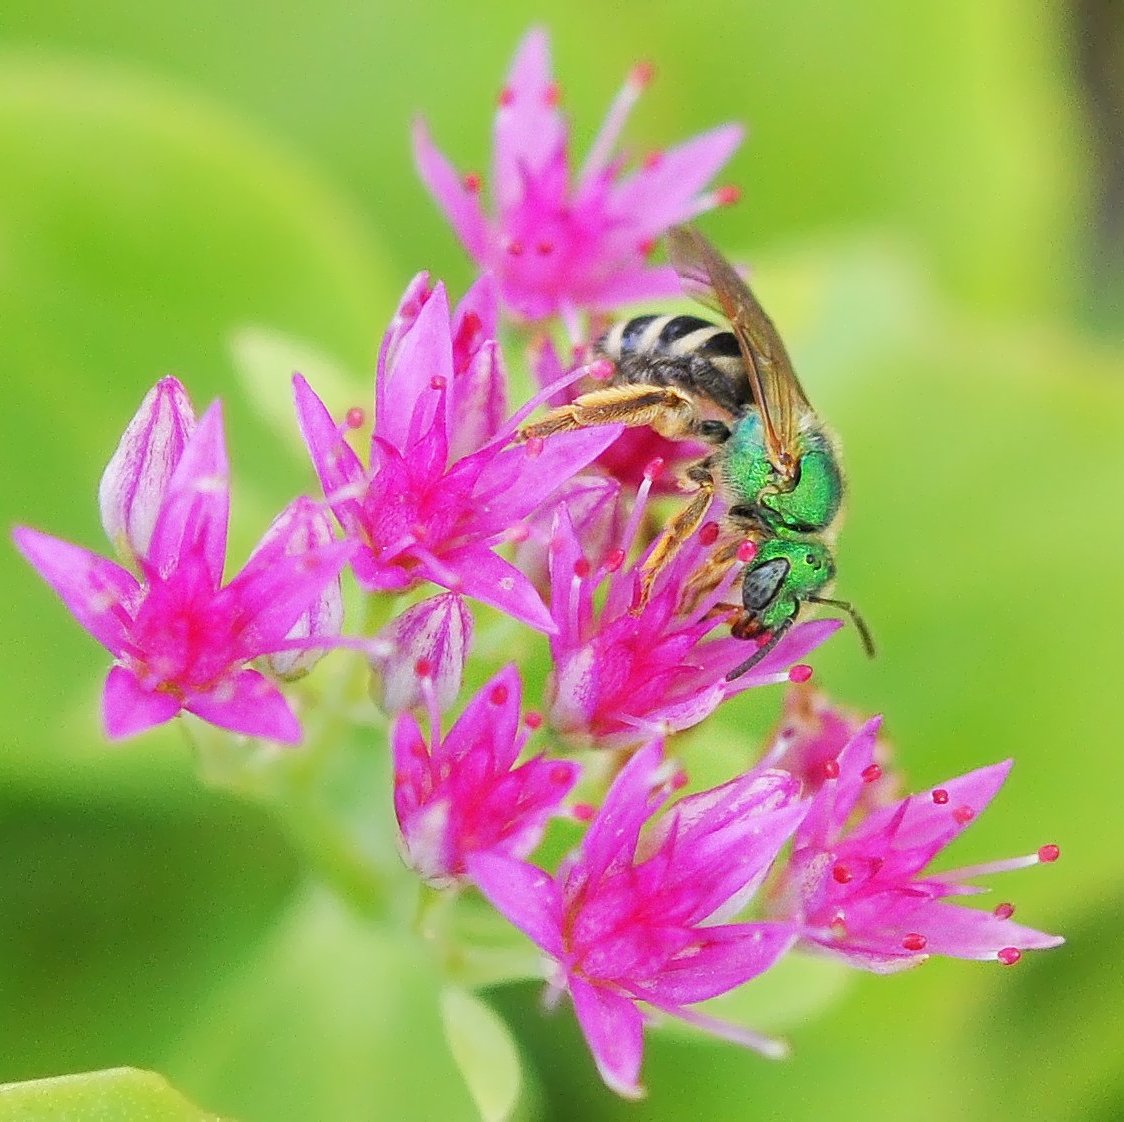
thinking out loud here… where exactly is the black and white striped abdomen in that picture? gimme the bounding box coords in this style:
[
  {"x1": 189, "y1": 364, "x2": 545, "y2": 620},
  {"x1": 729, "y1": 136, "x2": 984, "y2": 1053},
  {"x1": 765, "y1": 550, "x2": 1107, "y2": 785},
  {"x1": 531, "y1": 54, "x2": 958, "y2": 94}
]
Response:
[{"x1": 596, "y1": 314, "x2": 752, "y2": 415}]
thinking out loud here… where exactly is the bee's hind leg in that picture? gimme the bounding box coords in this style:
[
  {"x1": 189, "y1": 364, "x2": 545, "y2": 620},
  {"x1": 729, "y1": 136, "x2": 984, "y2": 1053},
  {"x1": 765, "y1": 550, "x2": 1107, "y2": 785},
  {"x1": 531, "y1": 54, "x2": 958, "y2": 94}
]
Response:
[{"x1": 518, "y1": 384, "x2": 703, "y2": 443}]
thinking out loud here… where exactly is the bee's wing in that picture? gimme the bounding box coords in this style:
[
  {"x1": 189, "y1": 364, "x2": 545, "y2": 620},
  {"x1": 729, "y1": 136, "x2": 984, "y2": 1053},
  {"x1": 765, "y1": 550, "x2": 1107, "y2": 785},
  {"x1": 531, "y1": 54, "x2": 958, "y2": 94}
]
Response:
[{"x1": 667, "y1": 225, "x2": 809, "y2": 477}]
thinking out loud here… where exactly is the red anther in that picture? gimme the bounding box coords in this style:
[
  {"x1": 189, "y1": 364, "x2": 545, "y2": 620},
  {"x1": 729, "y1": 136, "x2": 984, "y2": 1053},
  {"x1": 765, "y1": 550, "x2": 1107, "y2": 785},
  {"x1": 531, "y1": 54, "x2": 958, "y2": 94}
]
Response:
[
  {"x1": 901, "y1": 933, "x2": 928, "y2": 952},
  {"x1": 573, "y1": 558, "x2": 592, "y2": 579},
  {"x1": 931, "y1": 788, "x2": 950, "y2": 805},
  {"x1": 642, "y1": 150, "x2": 664, "y2": 170},
  {"x1": 525, "y1": 436, "x2": 544, "y2": 458},
  {"x1": 715, "y1": 184, "x2": 741, "y2": 207},
  {"x1": 630, "y1": 60, "x2": 656, "y2": 87},
  {"x1": 736, "y1": 540, "x2": 758, "y2": 563},
  {"x1": 953, "y1": 805, "x2": 975, "y2": 826},
  {"x1": 789, "y1": 664, "x2": 813, "y2": 684},
  {"x1": 993, "y1": 902, "x2": 1015, "y2": 920},
  {"x1": 462, "y1": 172, "x2": 482, "y2": 193},
  {"x1": 550, "y1": 763, "x2": 572, "y2": 784},
  {"x1": 822, "y1": 759, "x2": 841, "y2": 780},
  {"x1": 997, "y1": 947, "x2": 1022, "y2": 966},
  {"x1": 637, "y1": 237, "x2": 656, "y2": 257},
  {"x1": 453, "y1": 311, "x2": 483, "y2": 367},
  {"x1": 507, "y1": 239, "x2": 525, "y2": 257},
  {"x1": 536, "y1": 241, "x2": 554, "y2": 256},
  {"x1": 524, "y1": 710, "x2": 544, "y2": 730},
  {"x1": 588, "y1": 358, "x2": 615, "y2": 381},
  {"x1": 643, "y1": 456, "x2": 665, "y2": 481},
  {"x1": 345, "y1": 406, "x2": 365, "y2": 429},
  {"x1": 699, "y1": 522, "x2": 720, "y2": 546},
  {"x1": 414, "y1": 658, "x2": 433, "y2": 678},
  {"x1": 489, "y1": 684, "x2": 510, "y2": 706},
  {"x1": 861, "y1": 763, "x2": 883, "y2": 784},
  {"x1": 604, "y1": 548, "x2": 626, "y2": 573},
  {"x1": 430, "y1": 375, "x2": 447, "y2": 390},
  {"x1": 671, "y1": 768, "x2": 689, "y2": 790},
  {"x1": 498, "y1": 86, "x2": 515, "y2": 107},
  {"x1": 544, "y1": 81, "x2": 561, "y2": 107},
  {"x1": 832, "y1": 863, "x2": 852, "y2": 884},
  {"x1": 572, "y1": 802, "x2": 596, "y2": 822},
  {"x1": 1038, "y1": 844, "x2": 1060, "y2": 863}
]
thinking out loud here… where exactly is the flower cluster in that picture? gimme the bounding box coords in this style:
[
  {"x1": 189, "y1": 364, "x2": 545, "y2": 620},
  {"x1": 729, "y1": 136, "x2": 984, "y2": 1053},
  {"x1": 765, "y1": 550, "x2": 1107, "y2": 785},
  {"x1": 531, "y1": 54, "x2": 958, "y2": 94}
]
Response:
[{"x1": 13, "y1": 25, "x2": 1063, "y2": 1104}]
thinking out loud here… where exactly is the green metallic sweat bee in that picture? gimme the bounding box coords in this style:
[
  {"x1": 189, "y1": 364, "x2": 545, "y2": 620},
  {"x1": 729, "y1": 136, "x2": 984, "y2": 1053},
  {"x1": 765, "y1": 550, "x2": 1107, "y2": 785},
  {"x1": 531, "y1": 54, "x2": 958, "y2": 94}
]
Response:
[{"x1": 520, "y1": 224, "x2": 873, "y2": 679}]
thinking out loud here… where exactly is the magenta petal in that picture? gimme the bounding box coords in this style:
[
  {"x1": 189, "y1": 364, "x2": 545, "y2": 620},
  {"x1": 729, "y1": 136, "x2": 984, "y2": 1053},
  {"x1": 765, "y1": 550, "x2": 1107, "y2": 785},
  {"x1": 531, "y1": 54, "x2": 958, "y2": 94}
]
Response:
[
  {"x1": 568, "y1": 978, "x2": 646, "y2": 1100},
  {"x1": 99, "y1": 376, "x2": 196, "y2": 564},
  {"x1": 102, "y1": 665, "x2": 181, "y2": 739},
  {"x1": 586, "y1": 264, "x2": 686, "y2": 310},
  {"x1": 292, "y1": 374, "x2": 366, "y2": 531},
  {"x1": 13, "y1": 527, "x2": 140, "y2": 654},
  {"x1": 375, "y1": 282, "x2": 453, "y2": 454},
  {"x1": 444, "y1": 664, "x2": 522, "y2": 767},
  {"x1": 633, "y1": 922, "x2": 796, "y2": 1005},
  {"x1": 466, "y1": 852, "x2": 564, "y2": 958},
  {"x1": 412, "y1": 119, "x2": 489, "y2": 259},
  {"x1": 917, "y1": 901, "x2": 1065, "y2": 960},
  {"x1": 438, "y1": 545, "x2": 556, "y2": 634},
  {"x1": 797, "y1": 716, "x2": 883, "y2": 849},
  {"x1": 147, "y1": 401, "x2": 229, "y2": 586},
  {"x1": 184, "y1": 669, "x2": 301, "y2": 744}
]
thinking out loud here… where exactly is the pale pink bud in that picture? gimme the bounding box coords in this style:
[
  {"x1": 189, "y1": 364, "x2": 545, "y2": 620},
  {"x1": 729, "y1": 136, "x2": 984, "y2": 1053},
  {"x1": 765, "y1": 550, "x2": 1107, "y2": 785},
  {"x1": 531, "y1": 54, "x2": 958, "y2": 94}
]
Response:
[
  {"x1": 98, "y1": 377, "x2": 196, "y2": 565},
  {"x1": 371, "y1": 593, "x2": 473, "y2": 715},
  {"x1": 257, "y1": 499, "x2": 344, "y2": 680}
]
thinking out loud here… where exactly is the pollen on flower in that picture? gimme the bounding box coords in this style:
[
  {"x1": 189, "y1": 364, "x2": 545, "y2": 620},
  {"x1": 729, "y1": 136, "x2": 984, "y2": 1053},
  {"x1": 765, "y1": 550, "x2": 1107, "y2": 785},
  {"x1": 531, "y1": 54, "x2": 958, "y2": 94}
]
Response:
[
  {"x1": 345, "y1": 407, "x2": 366, "y2": 429},
  {"x1": 861, "y1": 763, "x2": 883, "y2": 783},
  {"x1": 544, "y1": 81, "x2": 561, "y2": 107},
  {"x1": 994, "y1": 902, "x2": 1015, "y2": 919},
  {"x1": 832, "y1": 863, "x2": 852, "y2": 884},
  {"x1": 822, "y1": 759, "x2": 841, "y2": 780},
  {"x1": 630, "y1": 60, "x2": 656, "y2": 88},
  {"x1": 430, "y1": 375, "x2": 447, "y2": 391},
  {"x1": 573, "y1": 558, "x2": 592, "y2": 579},
  {"x1": 789, "y1": 664, "x2": 813, "y2": 684},
  {"x1": 498, "y1": 86, "x2": 515, "y2": 107},
  {"x1": 462, "y1": 171, "x2": 482, "y2": 193},
  {"x1": 536, "y1": 241, "x2": 554, "y2": 255},
  {"x1": 490, "y1": 683, "x2": 510, "y2": 706},
  {"x1": 604, "y1": 547, "x2": 626, "y2": 573},
  {"x1": 901, "y1": 933, "x2": 927, "y2": 952},
  {"x1": 524, "y1": 710, "x2": 544, "y2": 729},
  {"x1": 643, "y1": 150, "x2": 664, "y2": 170},
  {"x1": 699, "y1": 521, "x2": 720, "y2": 546},
  {"x1": 953, "y1": 805, "x2": 976, "y2": 826},
  {"x1": 506, "y1": 239, "x2": 525, "y2": 257},
  {"x1": 1038, "y1": 844, "x2": 1060, "y2": 863},
  {"x1": 638, "y1": 237, "x2": 657, "y2": 257},
  {"x1": 932, "y1": 788, "x2": 950, "y2": 805},
  {"x1": 643, "y1": 456, "x2": 665, "y2": 481},
  {"x1": 415, "y1": 657, "x2": 434, "y2": 678},
  {"x1": 736, "y1": 540, "x2": 758, "y2": 563},
  {"x1": 572, "y1": 802, "x2": 596, "y2": 822},
  {"x1": 997, "y1": 947, "x2": 1022, "y2": 966},
  {"x1": 715, "y1": 184, "x2": 741, "y2": 207}
]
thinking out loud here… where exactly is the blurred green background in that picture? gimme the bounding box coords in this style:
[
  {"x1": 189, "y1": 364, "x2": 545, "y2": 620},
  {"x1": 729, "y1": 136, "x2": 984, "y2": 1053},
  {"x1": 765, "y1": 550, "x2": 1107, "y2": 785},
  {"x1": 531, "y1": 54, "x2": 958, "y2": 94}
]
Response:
[{"x1": 1, "y1": 1, "x2": 1122, "y2": 1119}]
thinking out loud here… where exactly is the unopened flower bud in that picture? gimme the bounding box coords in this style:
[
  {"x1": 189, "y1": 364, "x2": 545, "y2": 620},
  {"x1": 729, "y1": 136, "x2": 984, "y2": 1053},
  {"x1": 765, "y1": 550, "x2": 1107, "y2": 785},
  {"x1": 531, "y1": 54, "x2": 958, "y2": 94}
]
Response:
[
  {"x1": 258, "y1": 499, "x2": 344, "y2": 680},
  {"x1": 98, "y1": 377, "x2": 196, "y2": 565},
  {"x1": 371, "y1": 593, "x2": 473, "y2": 715}
]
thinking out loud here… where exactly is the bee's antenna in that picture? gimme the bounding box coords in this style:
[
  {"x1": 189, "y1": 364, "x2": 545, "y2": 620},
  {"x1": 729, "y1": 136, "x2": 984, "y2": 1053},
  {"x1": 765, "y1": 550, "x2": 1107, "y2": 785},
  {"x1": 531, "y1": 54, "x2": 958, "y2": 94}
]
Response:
[
  {"x1": 806, "y1": 596, "x2": 875, "y2": 658},
  {"x1": 724, "y1": 618, "x2": 793, "y2": 682}
]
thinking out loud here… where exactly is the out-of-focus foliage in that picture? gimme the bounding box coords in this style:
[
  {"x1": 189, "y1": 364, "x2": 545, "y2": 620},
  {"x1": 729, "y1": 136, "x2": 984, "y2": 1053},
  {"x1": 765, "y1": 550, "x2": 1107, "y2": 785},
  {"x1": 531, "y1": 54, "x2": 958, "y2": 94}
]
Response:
[{"x1": 0, "y1": 2, "x2": 1120, "y2": 1120}]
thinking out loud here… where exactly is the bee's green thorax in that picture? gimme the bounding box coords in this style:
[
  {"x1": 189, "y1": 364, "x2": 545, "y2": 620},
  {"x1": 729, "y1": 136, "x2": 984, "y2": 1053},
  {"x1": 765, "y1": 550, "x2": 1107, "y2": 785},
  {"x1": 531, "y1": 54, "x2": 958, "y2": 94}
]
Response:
[
  {"x1": 722, "y1": 413, "x2": 774, "y2": 505},
  {"x1": 760, "y1": 429, "x2": 843, "y2": 532}
]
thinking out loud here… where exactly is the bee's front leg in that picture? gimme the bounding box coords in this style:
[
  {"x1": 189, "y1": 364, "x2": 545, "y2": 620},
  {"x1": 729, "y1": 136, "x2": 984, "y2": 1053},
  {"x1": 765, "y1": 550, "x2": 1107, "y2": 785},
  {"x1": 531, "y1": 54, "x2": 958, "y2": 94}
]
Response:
[{"x1": 518, "y1": 384, "x2": 701, "y2": 443}]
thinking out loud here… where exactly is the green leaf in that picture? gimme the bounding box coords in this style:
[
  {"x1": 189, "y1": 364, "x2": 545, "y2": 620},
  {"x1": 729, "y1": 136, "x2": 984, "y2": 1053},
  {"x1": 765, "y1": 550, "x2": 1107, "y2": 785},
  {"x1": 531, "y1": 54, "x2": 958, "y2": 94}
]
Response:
[
  {"x1": 440, "y1": 988, "x2": 523, "y2": 1122},
  {"x1": 0, "y1": 1068, "x2": 227, "y2": 1122}
]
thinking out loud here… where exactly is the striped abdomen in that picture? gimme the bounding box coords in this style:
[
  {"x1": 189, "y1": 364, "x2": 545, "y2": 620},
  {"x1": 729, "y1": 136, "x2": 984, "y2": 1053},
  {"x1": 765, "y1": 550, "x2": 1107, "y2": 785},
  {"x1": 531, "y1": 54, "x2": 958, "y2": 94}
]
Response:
[{"x1": 596, "y1": 314, "x2": 753, "y2": 415}]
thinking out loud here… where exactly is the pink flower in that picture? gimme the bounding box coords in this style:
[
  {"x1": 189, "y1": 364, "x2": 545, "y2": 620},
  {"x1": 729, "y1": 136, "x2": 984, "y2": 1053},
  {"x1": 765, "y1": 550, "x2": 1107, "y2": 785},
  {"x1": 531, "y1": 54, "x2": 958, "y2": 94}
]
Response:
[
  {"x1": 294, "y1": 274, "x2": 617, "y2": 633},
  {"x1": 469, "y1": 740, "x2": 806, "y2": 1098},
  {"x1": 98, "y1": 376, "x2": 196, "y2": 565},
  {"x1": 371, "y1": 592, "x2": 473, "y2": 716},
  {"x1": 413, "y1": 28, "x2": 743, "y2": 327},
  {"x1": 545, "y1": 475, "x2": 840, "y2": 748},
  {"x1": 13, "y1": 400, "x2": 353, "y2": 744},
  {"x1": 392, "y1": 665, "x2": 579, "y2": 886},
  {"x1": 772, "y1": 716, "x2": 1065, "y2": 972}
]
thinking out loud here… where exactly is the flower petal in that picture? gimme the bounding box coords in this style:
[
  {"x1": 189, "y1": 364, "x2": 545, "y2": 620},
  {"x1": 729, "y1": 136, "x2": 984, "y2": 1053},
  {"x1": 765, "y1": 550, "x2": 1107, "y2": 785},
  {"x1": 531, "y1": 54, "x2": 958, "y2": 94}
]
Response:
[
  {"x1": 292, "y1": 374, "x2": 367, "y2": 533},
  {"x1": 98, "y1": 376, "x2": 196, "y2": 564},
  {"x1": 568, "y1": 977, "x2": 646, "y2": 1100},
  {"x1": 12, "y1": 526, "x2": 140, "y2": 654},
  {"x1": 184, "y1": 669, "x2": 301, "y2": 744},
  {"x1": 466, "y1": 852, "x2": 564, "y2": 959},
  {"x1": 412, "y1": 119, "x2": 490, "y2": 260},
  {"x1": 436, "y1": 545, "x2": 556, "y2": 634},
  {"x1": 102, "y1": 665, "x2": 181, "y2": 739},
  {"x1": 916, "y1": 901, "x2": 1065, "y2": 960},
  {"x1": 147, "y1": 401, "x2": 229, "y2": 586}
]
